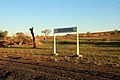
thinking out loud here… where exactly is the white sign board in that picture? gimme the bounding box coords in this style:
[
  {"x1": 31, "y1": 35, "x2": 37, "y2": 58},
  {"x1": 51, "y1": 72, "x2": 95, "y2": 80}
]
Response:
[
  {"x1": 54, "y1": 26, "x2": 81, "y2": 57},
  {"x1": 54, "y1": 27, "x2": 77, "y2": 33}
]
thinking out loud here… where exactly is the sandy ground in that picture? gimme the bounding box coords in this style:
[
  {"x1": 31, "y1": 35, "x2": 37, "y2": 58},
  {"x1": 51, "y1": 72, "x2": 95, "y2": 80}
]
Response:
[{"x1": 0, "y1": 54, "x2": 120, "y2": 80}]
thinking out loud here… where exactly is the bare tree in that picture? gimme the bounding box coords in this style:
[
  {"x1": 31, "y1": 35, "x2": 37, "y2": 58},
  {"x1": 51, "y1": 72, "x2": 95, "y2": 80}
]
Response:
[{"x1": 29, "y1": 27, "x2": 36, "y2": 48}]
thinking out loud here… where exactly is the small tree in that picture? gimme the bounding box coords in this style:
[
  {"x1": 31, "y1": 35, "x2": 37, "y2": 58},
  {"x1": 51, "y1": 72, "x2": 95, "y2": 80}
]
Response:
[
  {"x1": 0, "y1": 30, "x2": 8, "y2": 40},
  {"x1": 41, "y1": 29, "x2": 51, "y2": 36},
  {"x1": 86, "y1": 32, "x2": 91, "y2": 37},
  {"x1": 16, "y1": 32, "x2": 26, "y2": 45},
  {"x1": 113, "y1": 29, "x2": 118, "y2": 34}
]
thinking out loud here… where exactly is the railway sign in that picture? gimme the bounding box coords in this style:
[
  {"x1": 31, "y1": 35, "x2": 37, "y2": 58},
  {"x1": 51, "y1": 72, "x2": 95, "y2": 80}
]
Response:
[
  {"x1": 53, "y1": 26, "x2": 82, "y2": 57},
  {"x1": 54, "y1": 27, "x2": 77, "y2": 33}
]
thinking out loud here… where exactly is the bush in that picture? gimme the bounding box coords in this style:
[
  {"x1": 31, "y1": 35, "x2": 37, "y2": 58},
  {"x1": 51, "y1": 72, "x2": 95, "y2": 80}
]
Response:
[{"x1": 0, "y1": 40, "x2": 7, "y2": 47}]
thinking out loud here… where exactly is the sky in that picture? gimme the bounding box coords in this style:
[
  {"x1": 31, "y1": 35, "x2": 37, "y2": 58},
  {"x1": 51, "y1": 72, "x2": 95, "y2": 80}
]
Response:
[{"x1": 0, "y1": 0, "x2": 120, "y2": 36}]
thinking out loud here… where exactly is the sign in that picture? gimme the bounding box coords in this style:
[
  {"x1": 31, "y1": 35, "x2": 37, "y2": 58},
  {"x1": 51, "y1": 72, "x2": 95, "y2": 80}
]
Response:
[
  {"x1": 54, "y1": 27, "x2": 77, "y2": 33},
  {"x1": 53, "y1": 26, "x2": 81, "y2": 57}
]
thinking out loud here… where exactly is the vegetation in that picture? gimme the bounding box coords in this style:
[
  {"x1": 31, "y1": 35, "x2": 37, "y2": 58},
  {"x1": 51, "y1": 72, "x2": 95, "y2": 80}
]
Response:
[
  {"x1": 0, "y1": 37, "x2": 120, "y2": 66},
  {"x1": 0, "y1": 30, "x2": 8, "y2": 40},
  {"x1": 86, "y1": 32, "x2": 91, "y2": 37},
  {"x1": 112, "y1": 29, "x2": 118, "y2": 34},
  {"x1": 15, "y1": 32, "x2": 29, "y2": 45},
  {"x1": 41, "y1": 29, "x2": 51, "y2": 36},
  {"x1": 0, "y1": 29, "x2": 120, "y2": 66},
  {"x1": 0, "y1": 29, "x2": 120, "y2": 79}
]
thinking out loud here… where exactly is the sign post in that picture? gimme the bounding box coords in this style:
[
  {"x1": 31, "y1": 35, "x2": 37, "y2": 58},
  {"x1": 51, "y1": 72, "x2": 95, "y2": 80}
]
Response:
[
  {"x1": 54, "y1": 33, "x2": 56, "y2": 55},
  {"x1": 54, "y1": 27, "x2": 82, "y2": 57},
  {"x1": 77, "y1": 26, "x2": 79, "y2": 56}
]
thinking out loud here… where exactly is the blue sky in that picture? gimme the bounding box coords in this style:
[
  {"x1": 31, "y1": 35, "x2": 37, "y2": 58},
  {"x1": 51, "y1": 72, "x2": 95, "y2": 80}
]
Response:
[{"x1": 0, "y1": 0, "x2": 120, "y2": 36}]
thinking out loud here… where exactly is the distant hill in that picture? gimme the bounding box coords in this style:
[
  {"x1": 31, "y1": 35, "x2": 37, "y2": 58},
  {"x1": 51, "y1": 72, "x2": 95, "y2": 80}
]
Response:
[
  {"x1": 39, "y1": 30, "x2": 120, "y2": 41},
  {"x1": 65, "y1": 30, "x2": 120, "y2": 41}
]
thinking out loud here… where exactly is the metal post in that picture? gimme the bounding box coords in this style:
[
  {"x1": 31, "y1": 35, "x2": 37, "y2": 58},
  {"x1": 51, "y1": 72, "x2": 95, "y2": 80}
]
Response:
[
  {"x1": 54, "y1": 33, "x2": 56, "y2": 55},
  {"x1": 77, "y1": 26, "x2": 79, "y2": 56}
]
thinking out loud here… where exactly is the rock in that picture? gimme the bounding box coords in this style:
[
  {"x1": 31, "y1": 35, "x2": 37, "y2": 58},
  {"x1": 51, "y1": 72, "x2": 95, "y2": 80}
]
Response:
[{"x1": 8, "y1": 55, "x2": 21, "y2": 59}]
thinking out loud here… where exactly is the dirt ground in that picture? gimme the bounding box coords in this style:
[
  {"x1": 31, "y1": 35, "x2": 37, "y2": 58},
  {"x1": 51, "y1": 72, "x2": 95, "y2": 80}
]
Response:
[{"x1": 0, "y1": 53, "x2": 120, "y2": 80}]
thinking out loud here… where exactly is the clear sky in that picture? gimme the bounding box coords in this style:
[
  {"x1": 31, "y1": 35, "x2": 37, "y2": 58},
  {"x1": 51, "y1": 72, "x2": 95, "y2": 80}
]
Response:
[{"x1": 0, "y1": 0, "x2": 120, "y2": 36}]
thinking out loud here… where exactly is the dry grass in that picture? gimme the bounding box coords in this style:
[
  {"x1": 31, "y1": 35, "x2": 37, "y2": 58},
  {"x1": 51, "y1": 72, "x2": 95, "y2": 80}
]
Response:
[{"x1": 0, "y1": 37, "x2": 120, "y2": 67}]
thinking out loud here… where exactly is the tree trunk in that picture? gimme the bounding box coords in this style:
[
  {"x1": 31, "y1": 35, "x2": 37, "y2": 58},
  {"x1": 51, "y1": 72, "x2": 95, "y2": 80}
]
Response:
[
  {"x1": 19, "y1": 41, "x2": 23, "y2": 45},
  {"x1": 29, "y1": 27, "x2": 36, "y2": 48}
]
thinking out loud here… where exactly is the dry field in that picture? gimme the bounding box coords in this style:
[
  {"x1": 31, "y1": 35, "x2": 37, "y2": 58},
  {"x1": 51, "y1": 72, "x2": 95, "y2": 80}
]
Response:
[{"x1": 0, "y1": 38, "x2": 120, "y2": 80}]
